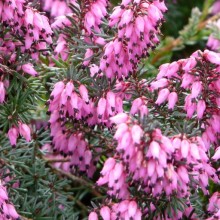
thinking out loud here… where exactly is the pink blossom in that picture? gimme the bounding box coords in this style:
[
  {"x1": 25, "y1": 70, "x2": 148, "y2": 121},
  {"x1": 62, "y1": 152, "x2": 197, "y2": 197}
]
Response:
[
  {"x1": 88, "y1": 212, "x2": 98, "y2": 220},
  {"x1": 100, "y1": 206, "x2": 111, "y2": 220},
  {"x1": 212, "y1": 147, "x2": 220, "y2": 161},
  {"x1": 0, "y1": 81, "x2": 6, "y2": 103},
  {"x1": 21, "y1": 63, "x2": 38, "y2": 76},
  {"x1": 19, "y1": 123, "x2": 31, "y2": 142},
  {"x1": 155, "y1": 88, "x2": 170, "y2": 105},
  {"x1": 197, "y1": 100, "x2": 206, "y2": 119},
  {"x1": 168, "y1": 92, "x2": 178, "y2": 110},
  {"x1": 8, "y1": 127, "x2": 19, "y2": 146}
]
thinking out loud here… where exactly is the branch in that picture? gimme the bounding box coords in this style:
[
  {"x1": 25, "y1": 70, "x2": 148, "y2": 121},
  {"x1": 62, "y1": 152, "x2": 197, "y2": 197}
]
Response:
[{"x1": 48, "y1": 165, "x2": 102, "y2": 197}]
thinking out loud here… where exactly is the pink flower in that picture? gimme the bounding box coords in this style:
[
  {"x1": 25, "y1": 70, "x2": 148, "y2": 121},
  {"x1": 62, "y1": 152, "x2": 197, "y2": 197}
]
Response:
[
  {"x1": 212, "y1": 147, "x2": 220, "y2": 161},
  {"x1": 155, "y1": 88, "x2": 170, "y2": 105},
  {"x1": 88, "y1": 212, "x2": 98, "y2": 220},
  {"x1": 204, "y1": 50, "x2": 220, "y2": 65},
  {"x1": 191, "y1": 81, "x2": 202, "y2": 98},
  {"x1": 19, "y1": 123, "x2": 31, "y2": 142},
  {"x1": 168, "y1": 92, "x2": 178, "y2": 110},
  {"x1": 0, "y1": 81, "x2": 6, "y2": 103},
  {"x1": 8, "y1": 127, "x2": 19, "y2": 146},
  {"x1": 197, "y1": 100, "x2": 206, "y2": 119},
  {"x1": 100, "y1": 206, "x2": 111, "y2": 220},
  {"x1": 21, "y1": 63, "x2": 38, "y2": 76},
  {"x1": 83, "y1": 49, "x2": 94, "y2": 66}
]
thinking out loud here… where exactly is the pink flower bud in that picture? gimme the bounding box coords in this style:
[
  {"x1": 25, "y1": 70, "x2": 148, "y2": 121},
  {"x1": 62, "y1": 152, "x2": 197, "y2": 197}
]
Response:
[
  {"x1": 100, "y1": 206, "x2": 111, "y2": 220},
  {"x1": 155, "y1": 88, "x2": 170, "y2": 105},
  {"x1": 204, "y1": 50, "x2": 220, "y2": 65},
  {"x1": 101, "y1": 158, "x2": 116, "y2": 176},
  {"x1": 79, "y1": 84, "x2": 89, "y2": 104},
  {"x1": 128, "y1": 201, "x2": 138, "y2": 217},
  {"x1": 88, "y1": 212, "x2": 98, "y2": 220},
  {"x1": 113, "y1": 163, "x2": 124, "y2": 180},
  {"x1": 212, "y1": 147, "x2": 220, "y2": 161},
  {"x1": 149, "y1": 141, "x2": 160, "y2": 159},
  {"x1": 8, "y1": 127, "x2": 19, "y2": 146},
  {"x1": 65, "y1": 82, "x2": 74, "y2": 97},
  {"x1": 197, "y1": 100, "x2": 206, "y2": 119},
  {"x1": 0, "y1": 81, "x2": 6, "y2": 103},
  {"x1": 19, "y1": 123, "x2": 31, "y2": 142},
  {"x1": 191, "y1": 81, "x2": 202, "y2": 98},
  {"x1": 168, "y1": 92, "x2": 178, "y2": 110},
  {"x1": 83, "y1": 49, "x2": 94, "y2": 66},
  {"x1": 97, "y1": 98, "x2": 106, "y2": 119},
  {"x1": 147, "y1": 159, "x2": 156, "y2": 177},
  {"x1": 181, "y1": 140, "x2": 190, "y2": 158},
  {"x1": 6, "y1": 204, "x2": 19, "y2": 219},
  {"x1": 151, "y1": 78, "x2": 168, "y2": 90},
  {"x1": 50, "y1": 81, "x2": 65, "y2": 100},
  {"x1": 130, "y1": 98, "x2": 143, "y2": 115},
  {"x1": 0, "y1": 186, "x2": 9, "y2": 200},
  {"x1": 131, "y1": 125, "x2": 143, "y2": 144}
]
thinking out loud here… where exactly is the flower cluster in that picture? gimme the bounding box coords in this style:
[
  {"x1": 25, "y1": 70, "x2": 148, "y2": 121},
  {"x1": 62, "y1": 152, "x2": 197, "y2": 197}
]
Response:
[
  {"x1": 48, "y1": 80, "x2": 125, "y2": 175},
  {"x1": 0, "y1": 181, "x2": 19, "y2": 220},
  {"x1": 97, "y1": 158, "x2": 129, "y2": 199},
  {"x1": 96, "y1": 113, "x2": 219, "y2": 218},
  {"x1": 0, "y1": 0, "x2": 53, "y2": 60},
  {"x1": 82, "y1": 0, "x2": 108, "y2": 43},
  {"x1": 151, "y1": 49, "x2": 220, "y2": 148},
  {"x1": 89, "y1": 200, "x2": 142, "y2": 220},
  {"x1": 99, "y1": 0, "x2": 167, "y2": 79}
]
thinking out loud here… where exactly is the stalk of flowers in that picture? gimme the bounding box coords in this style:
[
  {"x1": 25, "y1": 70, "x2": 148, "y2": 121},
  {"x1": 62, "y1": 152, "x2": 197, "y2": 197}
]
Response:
[
  {"x1": 88, "y1": 200, "x2": 142, "y2": 220},
  {"x1": 96, "y1": 113, "x2": 219, "y2": 218},
  {"x1": 81, "y1": 0, "x2": 108, "y2": 44},
  {"x1": 0, "y1": 0, "x2": 53, "y2": 60},
  {"x1": 150, "y1": 49, "x2": 220, "y2": 148},
  {"x1": 99, "y1": 0, "x2": 167, "y2": 79},
  {"x1": 47, "y1": 80, "x2": 126, "y2": 175},
  {"x1": 0, "y1": 180, "x2": 19, "y2": 219}
]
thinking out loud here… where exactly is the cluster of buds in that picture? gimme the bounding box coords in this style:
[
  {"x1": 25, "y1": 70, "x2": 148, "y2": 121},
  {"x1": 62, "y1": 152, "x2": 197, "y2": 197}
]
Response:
[
  {"x1": 0, "y1": 0, "x2": 53, "y2": 60},
  {"x1": 7, "y1": 122, "x2": 31, "y2": 146},
  {"x1": 47, "y1": 80, "x2": 128, "y2": 174},
  {"x1": 82, "y1": 0, "x2": 108, "y2": 43},
  {"x1": 207, "y1": 19, "x2": 220, "y2": 51},
  {"x1": 50, "y1": 120, "x2": 96, "y2": 177},
  {"x1": 89, "y1": 200, "x2": 142, "y2": 220},
  {"x1": 97, "y1": 113, "x2": 219, "y2": 218},
  {"x1": 48, "y1": 80, "x2": 124, "y2": 127},
  {"x1": 151, "y1": 50, "x2": 220, "y2": 148},
  {"x1": 206, "y1": 192, "x2": 220, "y2": 220},
  {"x1": 48, "y1": 80, "x2": 123, "y2": 175},
  {"x1": 0, "y1": 181, "x2": 19, "y2": 219},
  {"x1": 97, "y1": 158, "x2": 129, "y2": 199},
  {"x1": 99, "y1": 0, "x2": 167, "y2": 79}
]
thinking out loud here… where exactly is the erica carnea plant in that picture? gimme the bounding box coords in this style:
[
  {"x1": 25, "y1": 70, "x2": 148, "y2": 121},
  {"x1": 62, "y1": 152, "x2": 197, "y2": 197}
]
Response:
[{"x1": 0, "y1": 0, "x2": 220, "y2": 219}]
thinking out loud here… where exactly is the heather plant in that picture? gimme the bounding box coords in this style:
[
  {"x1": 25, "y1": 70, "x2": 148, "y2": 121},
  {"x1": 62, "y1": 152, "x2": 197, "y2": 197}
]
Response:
[{"x1": 0, "y1": 0, "x2": 220, "y2": 220}]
